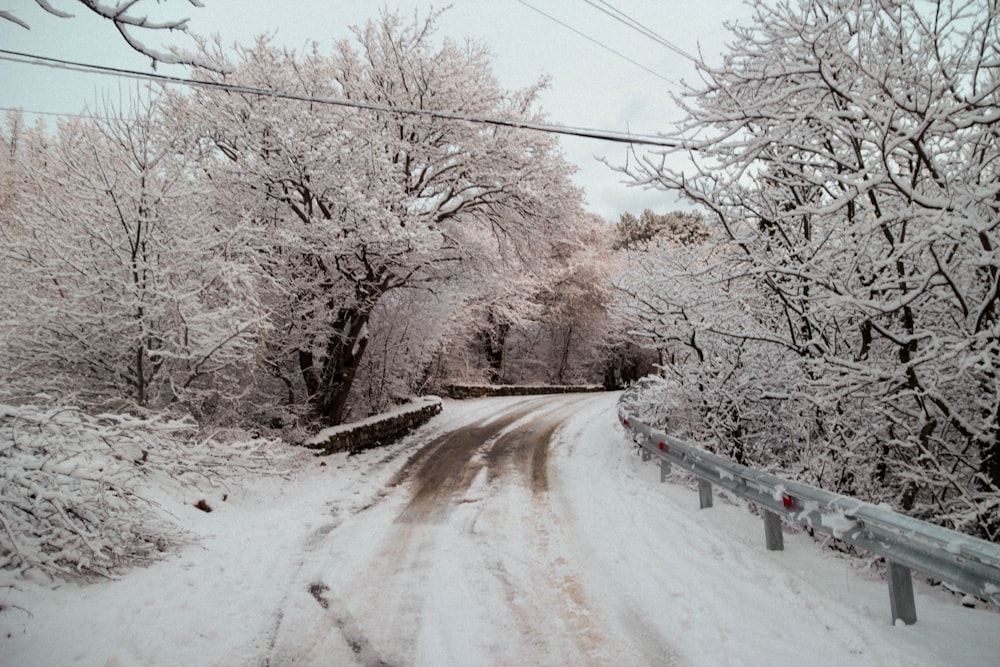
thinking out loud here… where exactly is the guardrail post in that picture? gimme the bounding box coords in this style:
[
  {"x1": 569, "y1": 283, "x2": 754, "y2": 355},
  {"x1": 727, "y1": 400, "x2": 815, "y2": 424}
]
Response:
[
  {"x1": 621, "y1": 413, "x2": 1000, "y2": 618},
  {"x1": 887, "y1": 561, "x2": 917, "y2": 626},
  {"x1": 763, "y1": 510, "x2": 784, "y2": 551},
  {"x1": 698, "y1": 479, "x2": 713, "y2": 508},
  {"x1": 641, "y1": 448, "x2": 652, "y2": 462}
]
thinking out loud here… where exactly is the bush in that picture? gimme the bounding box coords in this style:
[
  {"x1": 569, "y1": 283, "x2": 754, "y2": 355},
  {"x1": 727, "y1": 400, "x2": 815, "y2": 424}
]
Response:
[{"x1": 0, "y1": 402, "x2": 287, "y2": 584}]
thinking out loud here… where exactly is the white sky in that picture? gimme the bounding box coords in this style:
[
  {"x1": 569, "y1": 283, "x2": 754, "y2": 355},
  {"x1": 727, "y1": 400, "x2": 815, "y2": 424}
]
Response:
[{"x1": 0, "y1": 0, "x2": 753, "y2": 220}]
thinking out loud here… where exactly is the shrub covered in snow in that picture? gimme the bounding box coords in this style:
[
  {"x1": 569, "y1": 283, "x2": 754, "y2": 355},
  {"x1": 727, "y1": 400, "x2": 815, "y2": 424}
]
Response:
[{"x1": 0, "y1": 403, "x2": 289, "y2": 585}]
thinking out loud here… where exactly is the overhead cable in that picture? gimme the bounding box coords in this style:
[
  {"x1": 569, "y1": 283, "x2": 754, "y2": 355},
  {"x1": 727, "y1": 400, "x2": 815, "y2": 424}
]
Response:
[
  {"x1": 583, "y1": 0, "x2": 698, "y2": 63},
  {"x1": 512, "y1": 0, "x2": 678, "y2": 87},
  {"x1": 0, "y1": 49, "x2": 682, "y2": 149},
  {"x1": 0, "y1": 105, "x2": 122, "y2": 122}
]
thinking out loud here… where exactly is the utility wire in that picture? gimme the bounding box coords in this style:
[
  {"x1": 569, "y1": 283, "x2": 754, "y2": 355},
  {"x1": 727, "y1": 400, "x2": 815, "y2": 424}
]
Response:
[
  {"x1": 583, "y1": 0, "x2": 698, "y2": 63},
  {"x1": 0, "y1": 49, "x2": 682, "y2": 148},
  {"x1": 0, "y1": 105, "x2": 119, "y2": 121},
  {"x1": 512, "y1": 0, "x2": 678, "y2": 87}
]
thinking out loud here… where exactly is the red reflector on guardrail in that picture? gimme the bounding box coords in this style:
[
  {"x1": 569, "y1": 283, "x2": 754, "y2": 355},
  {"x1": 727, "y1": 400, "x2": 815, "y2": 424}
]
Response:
[
  {"x1": 623, "y1": 418, "x2": 629, "y2": 426},
  {"x1": 659, "y1": 442, "x2": 668, "y2": 452},
  {"x1": 782, "y1": 494, "x2": 794, "y2": 509}
]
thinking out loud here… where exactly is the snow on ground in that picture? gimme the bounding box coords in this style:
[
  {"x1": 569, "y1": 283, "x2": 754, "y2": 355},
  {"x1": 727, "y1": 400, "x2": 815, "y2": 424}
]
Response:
[{"x1": 1, "y1": 393, "x2": 998, "y2": 666}]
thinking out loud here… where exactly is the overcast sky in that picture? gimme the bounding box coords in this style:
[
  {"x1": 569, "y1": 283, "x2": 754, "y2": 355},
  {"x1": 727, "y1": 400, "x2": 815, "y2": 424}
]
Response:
[{"x1": 0, "y1": 0, "x2": 753, "y2": 220}]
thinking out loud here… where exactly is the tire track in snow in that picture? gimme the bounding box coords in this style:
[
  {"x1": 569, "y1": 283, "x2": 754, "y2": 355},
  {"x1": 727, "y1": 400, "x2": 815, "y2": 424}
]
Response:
[
  {"x1": 390, "y1": 404, "x2": 538, "y2": 524},
  {"x1": 272, "y1": 397, "x2": 556, "y2": 665},
  {"x1": 274, "y1": 392, "x2": 677, "y2": 666}
]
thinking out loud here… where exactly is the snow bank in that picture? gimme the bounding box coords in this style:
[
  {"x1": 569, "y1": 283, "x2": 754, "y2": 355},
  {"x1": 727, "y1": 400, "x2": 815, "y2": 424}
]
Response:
[{"x1": 0, "y1": 403, "x2": 295, "y2": 585}]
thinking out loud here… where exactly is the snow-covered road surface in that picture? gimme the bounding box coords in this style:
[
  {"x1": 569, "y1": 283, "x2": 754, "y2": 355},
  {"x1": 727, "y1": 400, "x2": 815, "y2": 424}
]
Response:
[
  {"x1": 2, "y1": 392, "x2": 998, "y2": 666},
  {"x1": 268, "y1": 393, "x2": 669, "y2": 666}
]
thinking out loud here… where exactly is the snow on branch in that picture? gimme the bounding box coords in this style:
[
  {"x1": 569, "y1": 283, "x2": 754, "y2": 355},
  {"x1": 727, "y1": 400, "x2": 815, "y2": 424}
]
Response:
[{"x1": 5, "y1": 1, "x2": 215, "y2": 69}]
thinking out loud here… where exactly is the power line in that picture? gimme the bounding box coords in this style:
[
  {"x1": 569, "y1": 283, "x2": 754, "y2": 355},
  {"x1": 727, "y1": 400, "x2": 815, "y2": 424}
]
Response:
[
  {"x1": 0, "y1": 106, "x2": 121, "y2": 121},
  {"x1": 583, "y1": 0, "x2": 697, "y2": 63},
  {"x1": 513, "y1": 0, "x2": 678, "y2": 87},
  {"x1": 0, "y1": 49, "x2": 682, "y2": 149}
]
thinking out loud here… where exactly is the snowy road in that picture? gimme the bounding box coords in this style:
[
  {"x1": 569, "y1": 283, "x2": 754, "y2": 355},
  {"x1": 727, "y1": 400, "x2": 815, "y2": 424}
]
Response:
[
  {"x1": 264, "y1": 392, "x2": 999, "y2": 666},
  {"x1": 266, "y1": 392, "x2": 667, "y2": 666},
  {"x1": 3, "y1": 392, "x2": 998, "y2": 666}
]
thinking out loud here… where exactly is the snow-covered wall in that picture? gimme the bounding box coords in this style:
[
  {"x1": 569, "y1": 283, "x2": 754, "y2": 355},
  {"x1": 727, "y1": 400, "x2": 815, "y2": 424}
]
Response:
[
  {"x1": 304, "y1": 397, "x2": 443, "y2": 456},
  {"x1": 441, "y1": 384, "x2": 604, "y2": 399}
]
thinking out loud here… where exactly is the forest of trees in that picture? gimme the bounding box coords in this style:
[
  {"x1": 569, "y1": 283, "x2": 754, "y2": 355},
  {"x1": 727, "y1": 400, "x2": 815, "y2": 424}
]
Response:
[
  {"x1": 0, "y1": 8, "x2": 631, "y2": 578},
  {"x1": 0, "y1": 12, "x2": 620, "y2": 432},
  {"x1": 1, "y1": 0, "x2": 998, "y2": 583},
  {"x1": 617, "y1": 0, "x2": 1000, "y2": 542}
]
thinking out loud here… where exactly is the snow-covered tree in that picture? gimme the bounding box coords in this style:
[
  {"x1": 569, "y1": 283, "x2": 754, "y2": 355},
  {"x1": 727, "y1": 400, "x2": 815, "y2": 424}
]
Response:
[
  {"x1": 623, "y1": 0, "x2": 1000, "y2": 539},
  {"x1": 0, "y1": 111, "x2": 29, "y2": 218},
  {"x1": 351, "y1": 289, "x2": 462, "y2": 415},
  {"x1": 607, "y1": 209, "x2": 715, "y2": 388},
  {"x1": 508, "y1": 213, "x2": 615, "y2": 385},
  {"x1": 434, "y1": 211, "x2": 615, "y2": 387},
  {"x1": 612, "y1": 209, "x2": 710, "y2": 251},
  {"x1": 614, "y1": 233, "x2": 809, "y2": 467},
  {"x1": 172, "y1": 11, "x2": 583, "y2": 424},
  {"x1": 0, "y1": 96, "x2": 263, "y2": 415},
  {"x1": 2, "y1": 0, "x2": 211, "y2": 67}
]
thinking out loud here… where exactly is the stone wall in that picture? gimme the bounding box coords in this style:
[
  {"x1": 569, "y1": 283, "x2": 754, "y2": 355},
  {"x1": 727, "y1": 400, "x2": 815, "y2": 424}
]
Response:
[
  {"x1": 304, "y1": 386, "x2": 603, "y2": 456},
  {"x1": 305, "y1": 398, "x2": 443, "y2": 456},
  {"x1": 440, "y1": 384, "x2": 605, "y2": 399}
]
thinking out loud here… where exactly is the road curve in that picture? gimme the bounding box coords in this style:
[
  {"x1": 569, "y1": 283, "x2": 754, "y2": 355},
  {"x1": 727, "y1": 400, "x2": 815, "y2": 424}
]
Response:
[{"x1": 267, "y1": 392, "x2": 673, "y2": 667}]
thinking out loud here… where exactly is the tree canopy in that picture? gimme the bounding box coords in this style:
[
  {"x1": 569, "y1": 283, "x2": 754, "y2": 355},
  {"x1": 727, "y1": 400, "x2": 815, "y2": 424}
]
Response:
[
  {"x1": 1, "y1": 10, "x2": 590, "y2": 426},
  {"x1": 619, "y1": 0, "x2": 1000, "y2": 540}
]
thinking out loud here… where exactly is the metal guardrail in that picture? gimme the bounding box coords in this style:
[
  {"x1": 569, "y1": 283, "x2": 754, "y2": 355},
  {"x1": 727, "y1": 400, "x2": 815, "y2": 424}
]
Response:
[{"x1": 620, "y1": 414, "x2": 1000, "y2": 625}]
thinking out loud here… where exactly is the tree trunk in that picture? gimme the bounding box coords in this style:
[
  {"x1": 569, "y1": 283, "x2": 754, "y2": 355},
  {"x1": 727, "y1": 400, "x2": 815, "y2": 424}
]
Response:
[
  {"x1": 299, "y1": 306, "x2": 373, "y2": 425},
  {"x1": 477, "y1": 312, "x2": 510, "y2": 385},
  {"x1": 554, "y1": 324, "x2": 573, "y2": 385},
  {"x1": 983, "y1": 429, "x2": 1000, "y2": 495}
]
